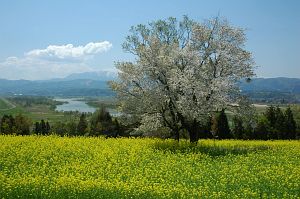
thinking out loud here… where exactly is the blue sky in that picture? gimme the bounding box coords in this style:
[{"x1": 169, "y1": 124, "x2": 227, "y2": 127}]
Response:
[{"x1": 0, "y1": 0, "x2": 299, "y2": 80}]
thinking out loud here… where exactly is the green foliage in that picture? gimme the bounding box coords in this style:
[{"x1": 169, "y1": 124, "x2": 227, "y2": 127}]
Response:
[
  {"x1": 0, "y1": 114, "x2": 31, "y2": 135},
  {"x1": 90, "y1": 107, "x2": 115, "y2": 136},
  {"x1": 66, "y1": 121, "x2": 78, "y2": 136},
  {"x1": 34, "y1": 120, "x2": 51, "y2": 135},
  {"x1": 274, "y1": 106, "x2": 285, "y2": 139},
  {"x1": 77, "y1": 113, "x2": 89, "y2": 136},
  {"x1": 211, "y1": 109, "x2": 231, "y2": 139},
  {"x1": 85, "y1": 97, "x2": 117, "y2": 109},
  {"x1": 0, "y1": 97, "x2": 70, "y2": 124},
  {"x1": 2, "y1": 95, "x2": 299, "y2": 140},
  {"x1": 232, "y1": 116, "x2": 245, "y2": 139},
  {"x1": 284, "y1": 107, "x2": 297, "y2": 139},
  {"x1": 265, "y1": 105, "x2": 276, "y2": 127},
  {"x1": 253, "y1": 105, "x2": 297, "y2": 140},
  {"x1": 263, "y1": 105, "x2": 286, "y2": 139},
  {"x1": 0, "y1": 115, "x2": 14, "y2": 134},
  {"x1": 14, "y1": 114, "x2": 31, "y2": 135},
  {"x1": 8, "y1": 96, "x2": 63, "y2": 109},
  {"x1": 0, "y1": 98, "x2": 14, "y2": 110},
  {"x1": 198, "y1": 117, "x2": 212, "y2": 139},
  {"x1": 51, "y1": 122, "x2": 68, "y2": 136},
  {"x1": 254, "y1": 116, "x2": 268, "y2": 140}
]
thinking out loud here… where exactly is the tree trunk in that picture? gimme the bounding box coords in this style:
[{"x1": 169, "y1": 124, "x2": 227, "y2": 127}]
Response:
[
  {"x1": 170, "y1": 128, "x2": 180, "y2": 142},
  {"x1": 188, "y1": 119, "x2": 200, "y2": 143},
  {"x1": 189, "y1": 130, "x2": 199, "y2": 143},
  {"x1": 175, "y1": 131, "x2": 180, "y2": 142},
  {"x1": 177, "y1": 113, "x2": 200, "y2": 143}
]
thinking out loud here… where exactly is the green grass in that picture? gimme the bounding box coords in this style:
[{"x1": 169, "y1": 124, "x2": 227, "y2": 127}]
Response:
[
  {"x1": 0, "y1": 97, "x2": 116, "y2": 124},
  {"x1": 0, "y1": 136, "x2": 299, "y2": 198},
  {"x1": 84, "y1": 97, "x2": 117, "y2": 109},
  {"x1": 0, "y1": 98, "x2": 14, "y2": 110},
  {"x1": 0, "y1": 104, "x2": 66, "y2": 123}
]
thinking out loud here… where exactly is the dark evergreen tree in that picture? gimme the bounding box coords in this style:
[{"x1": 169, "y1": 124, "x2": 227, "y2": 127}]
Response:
[
  {"x1": 52, "y1": 121, "x2": 67, "y2": 136},
  {"x1": 33, "y1": 122, "x2": 41, "y2": 134},
  {"x1": 0, "y1": 115, "x2": 11, "y2": 134},
  {"x1": 284, "y1": 107, "x2": 296, "y2": 139},
  {"x1": 0, "y1": 114, "x2": 30, "y2": 135},
  {"x1": 211, "y1": 109, "x2": 231, "y2": 139},
  {"x1": 34, "y1": 122, "x2": 41, "y2": 134},
  {"x1": 112, "y1": 118, "x2": 120, "y2": 137},
  {"x1": 77, "y1": 113, "x2": 88, "y2": 136},
  {"x1": 0, "y1": 115, "x2": 16, "y2": 134},
  {"x1": 40, "y1": 120, "x2": 46, "y2": 135},
  {"x1": 274, "y1": 106, "x2": 285, "y2": 139},
  {"x1": 254, "y1": 116, "x2": 268, "y2": 140},
  {"x1": 244, "y1": 122, "x2": 254, "y2": 140},
  {"x1": 8, "y1": 115, "x2": 15, "y2": 132},
  {"x1": 264, "y1": 105, "x2": 276, "y2": 139},
  {"x1": 66, "y1": 121, "x2": 77, "y2": 136},
  {"x1": 46, "y1": 121, "x2": 51, "y2": 135},
  {"x1": 15, "y1": 114, "x2": 31, "y2": 135},
  {"x1": 199, "y1": 116, "x2": 212, "y2": 139},
  {"x1": 211, "y1": 116, "x2": 218, "y2": 139},
  {"x1": 90, "y1": 107, "x2": 113, "y2": 136},
  {"x1": 232, "y1": 116, "x2": 244, "y2": 139},
  {"x1": 218, "y1": 109, "x2": 231, "y2": 139},
  {"x1": 265, "y1": 105, "x2": 276, "y2": 124}
]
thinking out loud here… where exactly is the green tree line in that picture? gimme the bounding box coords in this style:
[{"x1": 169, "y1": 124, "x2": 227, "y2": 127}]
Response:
[
  {"x1": 0, "y1": 107, "x2": 128, "y2": 137},
  {"x1": 0, "y1": 106, "x2": 298, "y2": 140}
]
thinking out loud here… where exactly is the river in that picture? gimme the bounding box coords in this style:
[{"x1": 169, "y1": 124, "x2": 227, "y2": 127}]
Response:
[
  {"x1": 55, "y1": 98, "x2": 96, "y2": 113},
  {"x1": 54, "y1": 98, "x2": 119, "y2": 116}
]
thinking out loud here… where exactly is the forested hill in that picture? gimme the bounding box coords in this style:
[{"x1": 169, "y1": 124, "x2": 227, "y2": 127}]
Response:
[
  {"x1": 0, "y1": 79, "x2": 113, "y2": 96},
  {"x1": 239, "y1": 77, "x2": 300, "y2": 93},
  {"x1": 239, "y1": 77, "x2": 300, "y2": 103},
  {"x1": 0, "y1": 77, "x2": 299, "y2": 98}
]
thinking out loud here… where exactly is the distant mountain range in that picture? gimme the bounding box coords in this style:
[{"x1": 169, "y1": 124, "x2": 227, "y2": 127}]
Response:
[
  {"x1": 0, "y1": 71, "x2": 117, "y2": 96},
  {"x1": 239, "y1": 77, "x2": 300, "y2": 93},
  {"x1": 56, "y1": 71, "x2": 118, "y2": 81},
  {"x1": 0, "y1": 73, "x2": 299, "y2": 101},
  {"x1": 0, "y1": 78, "x2": 113, "y2": 96},
  {"x1": 238, "y1": 77, "x2": 300, "y2": 103}
]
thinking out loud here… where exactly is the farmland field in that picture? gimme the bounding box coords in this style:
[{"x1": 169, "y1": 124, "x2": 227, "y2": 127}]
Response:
[
  {"x1": 0, "y1": 96, "x2": 117, "y2": 124},
  {"x1": 0, "y1": 97, "x2": 66, "y2": 123},
  {"x1": 0, "y1": 98, "x2": 14, "y2": 110},
  {"x1": 0, "y1": 136, "x2": 299, "y2": 198}
]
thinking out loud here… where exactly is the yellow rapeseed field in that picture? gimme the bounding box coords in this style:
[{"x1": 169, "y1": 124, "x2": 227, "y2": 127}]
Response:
[{"x1": 0, "y1": 135, "x2": 299, "y2": 198}]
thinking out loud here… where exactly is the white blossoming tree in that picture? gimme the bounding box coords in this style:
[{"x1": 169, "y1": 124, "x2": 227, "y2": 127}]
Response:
[{"x1": 109, "y1": 16, "x2": 255, "y2": 142}]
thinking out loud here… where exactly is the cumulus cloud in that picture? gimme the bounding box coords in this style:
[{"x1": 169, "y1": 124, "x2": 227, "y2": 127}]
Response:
[
  {"x1": 25, "y1": 41, "x2": 112, "y2": 61},
  {"x1": 0, "y1": 41, "x2": 113, "y2": 80}
]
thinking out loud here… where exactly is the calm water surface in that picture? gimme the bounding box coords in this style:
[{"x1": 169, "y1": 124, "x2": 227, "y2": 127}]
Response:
[{"x1": 55, "y1": 98, "x2": 96, "y2": 113}]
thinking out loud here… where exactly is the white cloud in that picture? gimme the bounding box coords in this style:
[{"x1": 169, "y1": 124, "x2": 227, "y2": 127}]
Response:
[
  {"x1": 25, "y1": 41, "x2": 112, "y2": 61},
  {"x1": 0, "y1": 56, "x2": 94, "y2": 80},
  {"x1": 0, "y1": 41, "x2": 113, "y2": 80}
]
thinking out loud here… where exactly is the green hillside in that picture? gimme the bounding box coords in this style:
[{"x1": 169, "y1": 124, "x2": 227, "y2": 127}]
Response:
[{"x1": 0, "y1": 98, "x2": 14, "y2": 110}]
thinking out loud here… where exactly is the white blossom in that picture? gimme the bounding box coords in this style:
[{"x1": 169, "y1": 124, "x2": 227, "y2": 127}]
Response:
[{"x1": 109, "y1": 16, "x2": 255, "y2": 142}]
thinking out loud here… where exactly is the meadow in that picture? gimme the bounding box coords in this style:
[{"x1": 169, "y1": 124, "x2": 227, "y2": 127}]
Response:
[
  {"x1": 0, "y1": 97, "x2": 66, "y2": 123},
  {"x1": 0, "y1": 136, "x2": 299, "y2": 198},
  {"x1": 0, "y1": 96, "x2": 116, "y2": 124},
  {"x1": 0, "y1": 98, "x2": 14, "y2": 110}
]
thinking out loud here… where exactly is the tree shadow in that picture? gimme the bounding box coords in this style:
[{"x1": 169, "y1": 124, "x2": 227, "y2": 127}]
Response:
[
  {"x1": 152, "y1": 140, "x2": 270, "y2": 157},
  {"x1": 4, "y1": 185, "x2": 163, "y2": 199}
]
